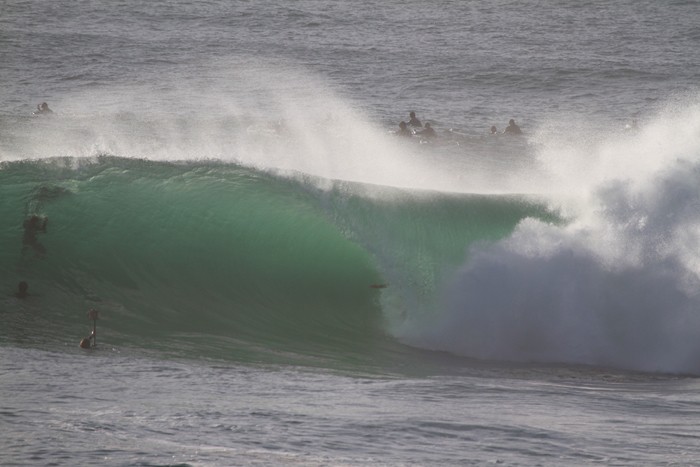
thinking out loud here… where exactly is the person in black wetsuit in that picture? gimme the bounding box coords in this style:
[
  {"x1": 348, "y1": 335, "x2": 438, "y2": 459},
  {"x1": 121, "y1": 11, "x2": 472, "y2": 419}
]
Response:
[
  {"x1": 397, "y1": 121, "x2": 412, "y2": 137},
  {"x1": 504, "y1": 119, "x2": 522, "y2": 135},
  {"x1": 418, "y1": 122, "x2": 437, "y2": 139},
  {"x1": 34, "y1": 102, "x2": 53, "y2": 115},
  {"x1": 79, "y1": 309, "x2": 99, "y2": 349},
  {"x1": 22, "y1": 215, "x2": 48, "y2": 257},
  {"x1": 79, "y1": 331, "x2": 96, "y2": 349},
  {"x1": 408, "y1": 111, "x2": 422, "y2": 128}
]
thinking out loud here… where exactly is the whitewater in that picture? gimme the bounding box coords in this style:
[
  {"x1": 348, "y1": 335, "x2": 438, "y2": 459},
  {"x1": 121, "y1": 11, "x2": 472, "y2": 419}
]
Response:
[{"x1": 3, "y1": 0, "x2": 700, "y2": 465}]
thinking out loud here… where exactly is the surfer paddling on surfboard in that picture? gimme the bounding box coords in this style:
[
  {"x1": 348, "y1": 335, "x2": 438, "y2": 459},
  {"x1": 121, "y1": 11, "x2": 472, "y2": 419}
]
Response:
[
  {"x1": 34, "y1": 102, "x2": 53, "y2": 116},
  {"x1": 79, "y1": 309, "x2": 99, "y2": 349}
]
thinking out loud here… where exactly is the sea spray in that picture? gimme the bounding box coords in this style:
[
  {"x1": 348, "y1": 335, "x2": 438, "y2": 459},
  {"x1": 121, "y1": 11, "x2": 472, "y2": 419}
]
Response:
[{"x1": 0, "y1": 60, "x2": 542, "y2": 194}]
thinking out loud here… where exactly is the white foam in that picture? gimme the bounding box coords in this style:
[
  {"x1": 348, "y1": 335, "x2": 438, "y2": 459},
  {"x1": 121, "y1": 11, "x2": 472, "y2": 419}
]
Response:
[{"x1": 401, "y1": 99, "x2": 700, "y2": 374}]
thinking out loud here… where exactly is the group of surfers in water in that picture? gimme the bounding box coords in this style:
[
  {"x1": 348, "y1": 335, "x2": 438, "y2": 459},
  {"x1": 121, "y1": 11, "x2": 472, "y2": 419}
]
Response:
[
  {"x1": 397, "y1": 111, "x2": 523, "y2": 139},
  {"x1": 35, "y1": 101, "x2": 522, "y2": 139}
]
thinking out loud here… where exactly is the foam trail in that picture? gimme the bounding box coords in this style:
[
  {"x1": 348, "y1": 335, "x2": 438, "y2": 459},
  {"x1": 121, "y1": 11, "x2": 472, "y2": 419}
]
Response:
[{"x1": 402, "y1": 102, "x2": 700, "y2": 374}]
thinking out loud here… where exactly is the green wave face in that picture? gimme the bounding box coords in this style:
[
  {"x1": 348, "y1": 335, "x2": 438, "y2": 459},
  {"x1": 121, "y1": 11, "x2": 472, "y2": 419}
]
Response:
[{"x1": 1, "y1": 157, "x2": 552, "y2": 365}]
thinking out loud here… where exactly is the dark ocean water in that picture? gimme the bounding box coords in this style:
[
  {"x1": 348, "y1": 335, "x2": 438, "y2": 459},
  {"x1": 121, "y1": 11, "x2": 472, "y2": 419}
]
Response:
[{"x1": 3, "y1": 0, "x2": 700, "y2": 465}]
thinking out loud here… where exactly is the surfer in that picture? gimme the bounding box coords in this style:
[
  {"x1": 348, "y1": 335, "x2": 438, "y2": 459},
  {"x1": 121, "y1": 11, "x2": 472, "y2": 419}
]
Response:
[
  {"x1": 79, "y1": 331, "x2": 96, "y2": 349},
  {"x1": 34, "y1": 102, "x2": 53, "y2": 115},
  {"x1": 16, "y1": 281, "x2": 29, "y2": 299},
  {"x1": 79, "y1": 309, "x2": 99, "y2": 349},
  {"x1": 397, "y1": 121, "x2": 412, "y2": 137},
  {"x1": 503, "y1": 119, "x2": 522, "y2": 135},
  {"x1": 418, "y1": 122, "x2": 437, "y2": 139},
  {"x1": 22, "y1": 215, "x2": 48, "y2": 257},
  {"x1": 490, "y1": 125, "x2": 498, "y2": 135},
  {"x1": 408, "y1": 111, "x2": 423, "y2": 128}
]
